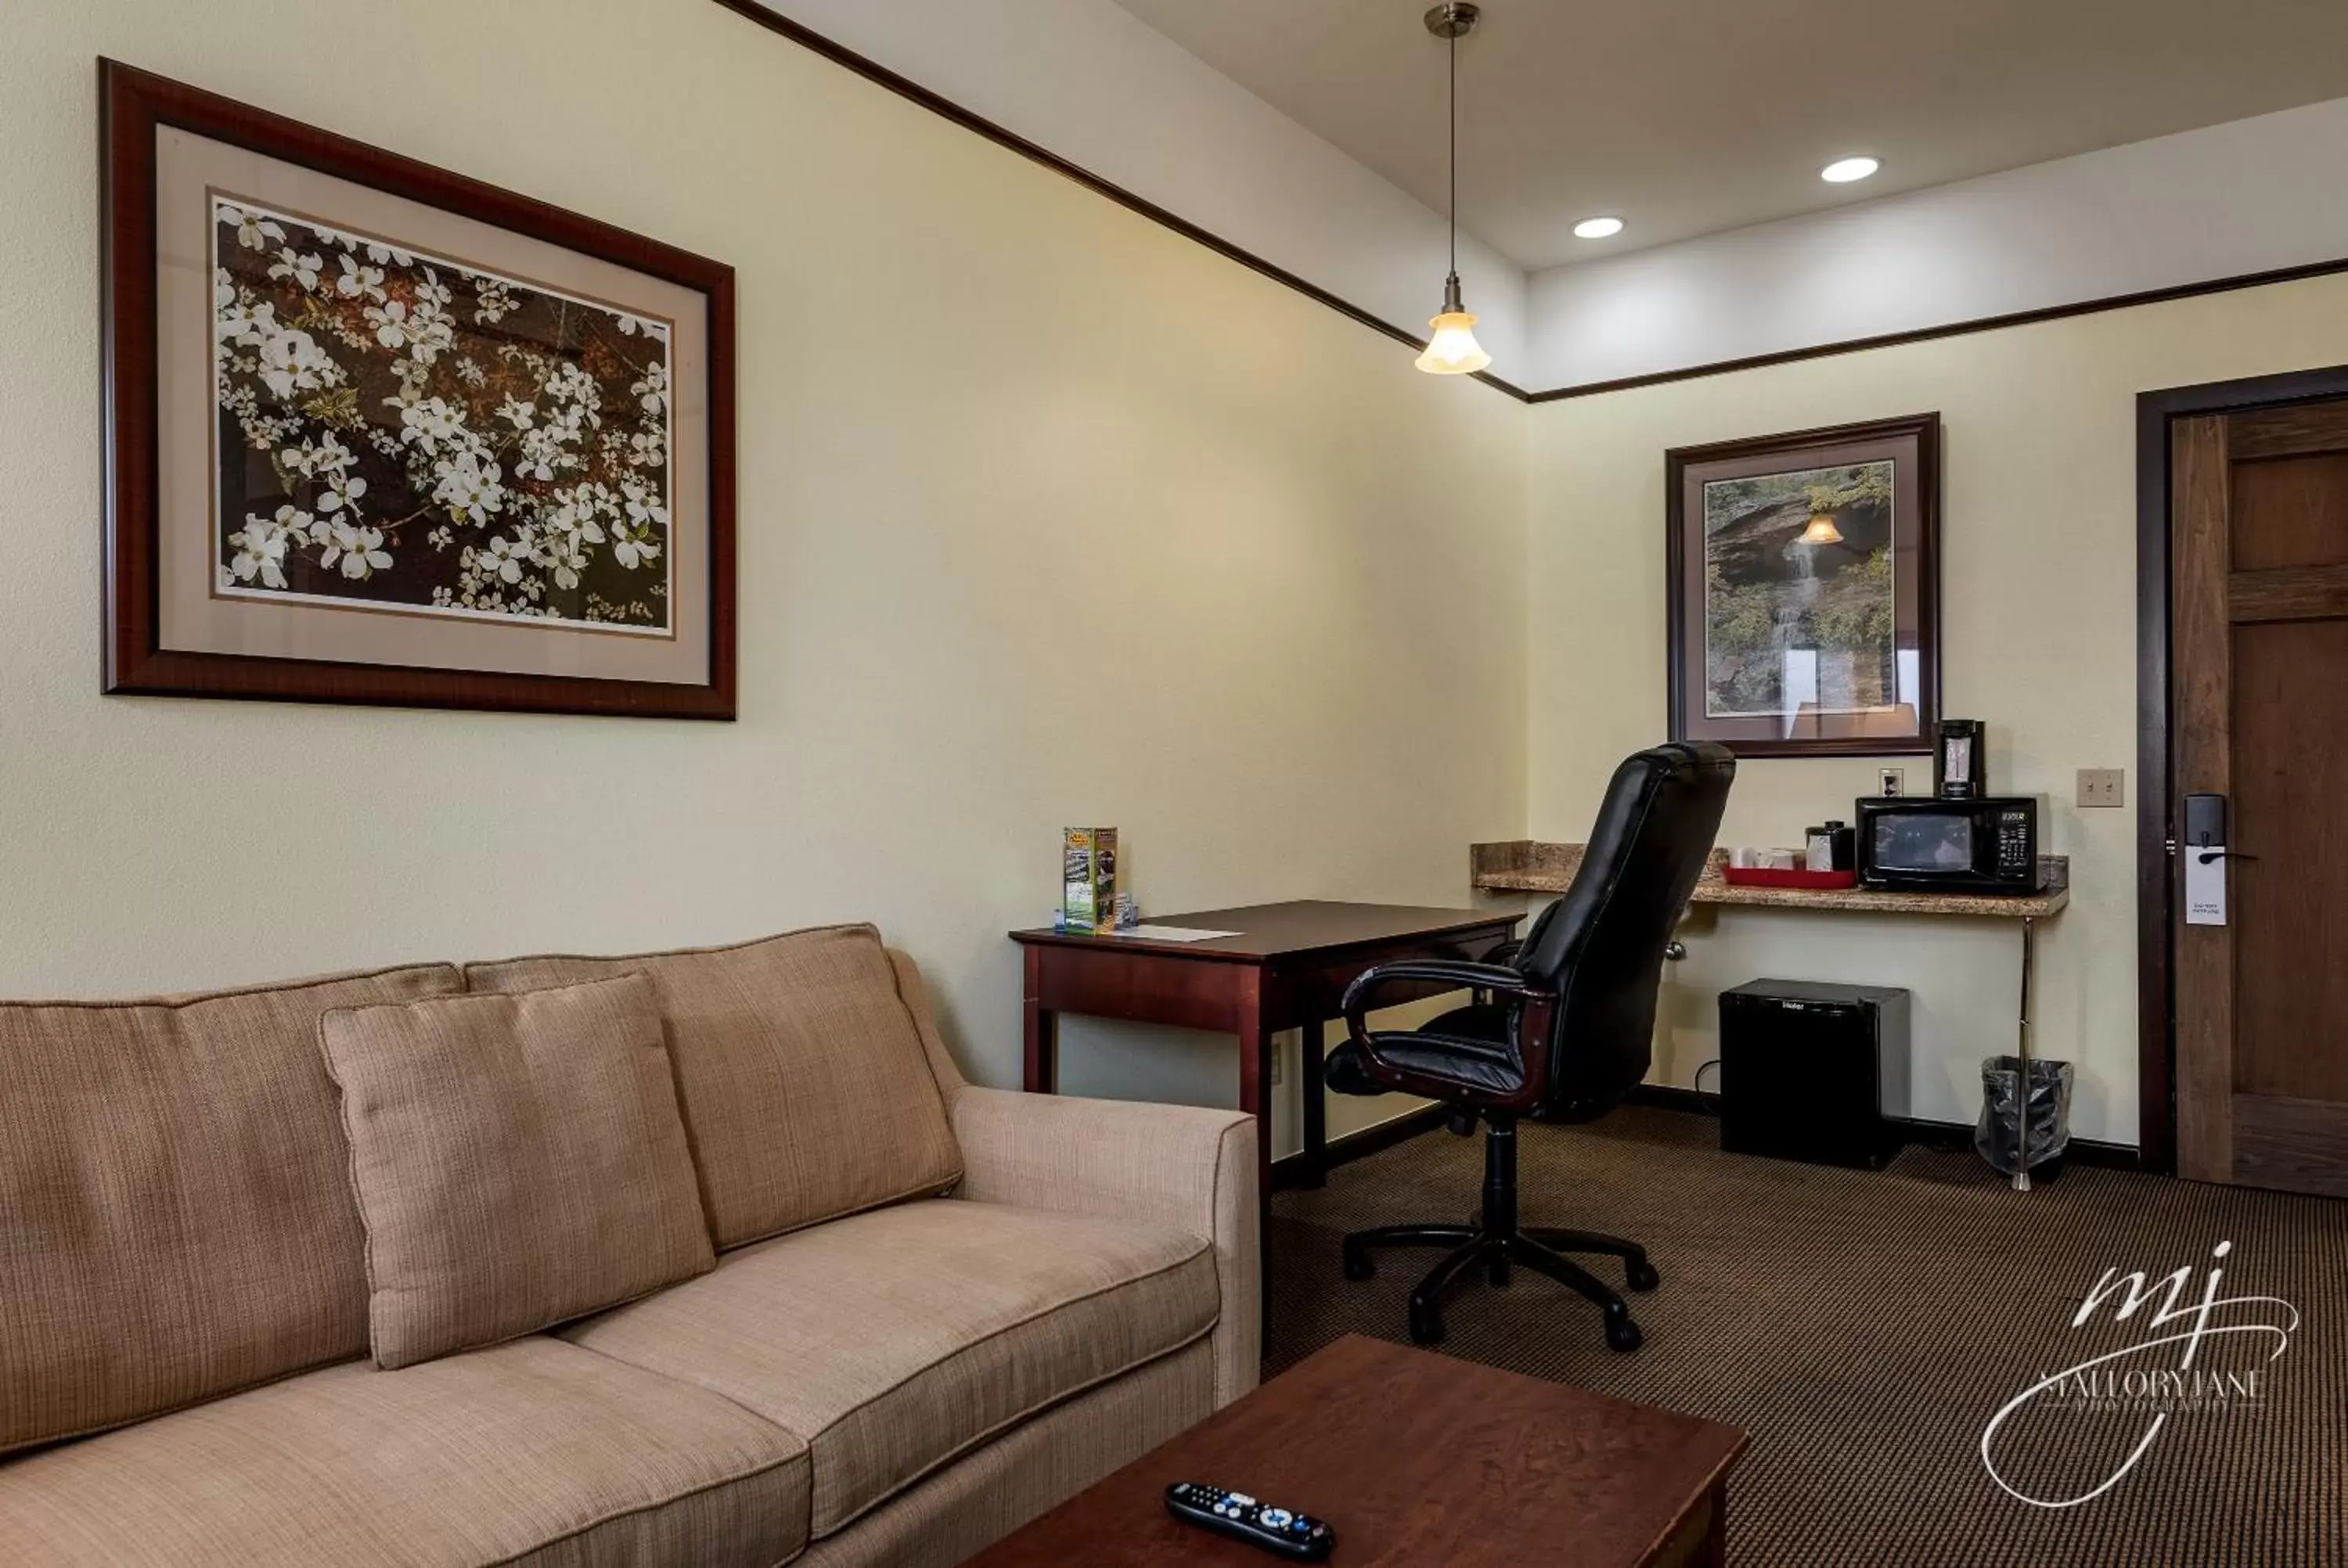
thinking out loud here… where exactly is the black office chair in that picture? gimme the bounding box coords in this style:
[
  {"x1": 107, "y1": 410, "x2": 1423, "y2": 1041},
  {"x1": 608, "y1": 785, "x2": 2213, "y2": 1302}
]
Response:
[{"x1": 1325, "y1": 741, "x2": 1734, "y2": 1352}]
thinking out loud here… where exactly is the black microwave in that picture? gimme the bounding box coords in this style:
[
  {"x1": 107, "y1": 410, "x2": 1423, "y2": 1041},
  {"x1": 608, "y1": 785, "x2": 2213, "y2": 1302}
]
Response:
[{"x1": 1855, "y1": 795, "x2": 2044, "y2": 896}]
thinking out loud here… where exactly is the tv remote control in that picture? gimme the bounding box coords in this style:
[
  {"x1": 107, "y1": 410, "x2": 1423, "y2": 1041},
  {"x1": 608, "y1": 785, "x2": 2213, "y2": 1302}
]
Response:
[{"x1": 1165, "y1": 1481, "x2": 1334, "y2": 1560}]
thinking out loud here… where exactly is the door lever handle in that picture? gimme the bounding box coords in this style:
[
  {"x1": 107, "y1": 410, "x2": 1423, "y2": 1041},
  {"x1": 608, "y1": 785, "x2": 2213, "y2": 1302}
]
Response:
[{"x1": 2195, "y1": 847, "x2": 2257, "y2": 865}]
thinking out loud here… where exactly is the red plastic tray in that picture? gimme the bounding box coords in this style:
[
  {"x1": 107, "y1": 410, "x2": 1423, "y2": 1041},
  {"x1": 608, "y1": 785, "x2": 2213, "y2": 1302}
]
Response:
[{"x1": 1719, "y1": 866, "x2": 1860, "y2": 890}]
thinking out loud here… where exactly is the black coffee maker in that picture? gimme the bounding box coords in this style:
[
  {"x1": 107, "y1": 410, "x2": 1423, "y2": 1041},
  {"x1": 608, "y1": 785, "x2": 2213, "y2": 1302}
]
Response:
[{"x1": 1935, "y1": 719, "x2": 1987, "y2": 799}]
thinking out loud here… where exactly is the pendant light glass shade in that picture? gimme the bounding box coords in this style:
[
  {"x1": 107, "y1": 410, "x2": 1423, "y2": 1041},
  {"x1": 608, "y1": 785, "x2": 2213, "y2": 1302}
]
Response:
[
  {"x1": 1415, "y1": 311, "x2": 1491, "y2": 375},
  {"x1": 1417, "y1": 4, "x2": 1487, "y2": 378},
  {"x1": 1799, "y1": 514, "x2": 1846, "y2": 546},
  {"x1": 1416, "y1": 275, "x2": 1491, "y2": 375}
]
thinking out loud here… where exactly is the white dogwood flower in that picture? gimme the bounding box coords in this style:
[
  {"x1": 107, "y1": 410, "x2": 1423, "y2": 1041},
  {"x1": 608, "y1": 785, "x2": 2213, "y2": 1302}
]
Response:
[
  {"x1": 256, "y1": 327, "x2": 336, "y2": 399},
  {"x1": 319, "y1": 522, "x2": 392, "y2": 580},
  {"x1": 394, "y1": 395, "x2": 468, "y2": 455},
  {"x1": 268, "y1": 248, "x2": 324, "y2": 290},
  {"x1": 336, "y1": 254, "x2": 387, "y2": 302},
  {"x1": 478, "y1": 532, "x2": 530, "y2": 584},
  {"x1": 474, "y1": 276, "x2": 517, "y2": 325},
  {"x1": 315, "y1": 471, "x2": 368, "y2": 516},
  {"x1": 432, "y1": 450, "x2": 506, "y2": 528},
  {"x1": 227, "y1": 511, "x2": 295, "y2": 589},
  {"x1": 220, "y1": 203, "x2": 284, "y2": 251},
  {"x1": 632, "y1": 361, "x2": 668, "y2": 419},
  {"x1": 621, "y1": 481, "x2": 668, "y2": 534},
  {"x1": 366, "y1": 298, "x2": 411, "y2": 350},
  {"x1": 279, "y1": 432, "x2": 356, "y2": 479}
]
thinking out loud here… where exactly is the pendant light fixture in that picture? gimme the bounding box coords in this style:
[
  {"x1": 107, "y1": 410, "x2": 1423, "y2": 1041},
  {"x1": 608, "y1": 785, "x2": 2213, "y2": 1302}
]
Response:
[{"x1": 1415, "y1": 2, "x2": 1490, "y2": 376}]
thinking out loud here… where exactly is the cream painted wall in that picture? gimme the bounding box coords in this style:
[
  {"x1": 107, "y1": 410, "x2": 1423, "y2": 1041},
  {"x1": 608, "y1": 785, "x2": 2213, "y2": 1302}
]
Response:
[
  {"x1": 20, "y1": 0, "x2": 2339, "y2": 1163},
  {"x1": 1527, "y1": 271, "x2": 2348, "y2": 1146},
  {"x1": 0, "y1": 0, "x2": 1526, "y2": 1153}
]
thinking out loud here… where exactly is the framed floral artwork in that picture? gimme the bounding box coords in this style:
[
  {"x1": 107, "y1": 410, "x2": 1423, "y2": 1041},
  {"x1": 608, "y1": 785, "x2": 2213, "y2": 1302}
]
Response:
[
  {"x1": 102, "y1": 62, "x2": 736, "y2": 718},
  {"x1": 1665, "y1": 414, "x2": 1941, "y2": 757}
]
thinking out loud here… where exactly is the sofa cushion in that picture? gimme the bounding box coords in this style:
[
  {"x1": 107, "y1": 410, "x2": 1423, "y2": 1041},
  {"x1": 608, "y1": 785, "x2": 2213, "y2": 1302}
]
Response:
[
  {"x1": 0, "y1": 1336, "x2": 810, "y2": 1567},
  {"x1": 320, "y1": 974, "x2": 715, "y2": 1369},
  {"x1": 794, "y1": 1340, "x2": 1215, "y2": 1568},
  {"x1": 467, "y1": 925, "x2": 962, "y2": 1249},
  {"x1": 561, "y1": 1198, "x2": 1219, "y2": 1536},
  {"x1": 0, "y1": 964, "x2": 463, "y2": 1455}
]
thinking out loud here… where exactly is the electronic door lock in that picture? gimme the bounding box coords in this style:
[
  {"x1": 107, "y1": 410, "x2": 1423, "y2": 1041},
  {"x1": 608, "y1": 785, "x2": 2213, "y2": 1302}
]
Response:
[{"x1": 2183, "y1": 792, "x2": 2231, "y2": 859}]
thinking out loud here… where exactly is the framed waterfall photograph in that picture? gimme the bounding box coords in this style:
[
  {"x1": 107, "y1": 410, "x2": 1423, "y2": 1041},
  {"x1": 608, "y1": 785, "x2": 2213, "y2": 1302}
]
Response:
[
  {"x1": 101, "y1": 62, "x2": 736, "y2": 719},
  {"x1": 1664, "y1": 413, "x2": 1941, "y2": 758}
]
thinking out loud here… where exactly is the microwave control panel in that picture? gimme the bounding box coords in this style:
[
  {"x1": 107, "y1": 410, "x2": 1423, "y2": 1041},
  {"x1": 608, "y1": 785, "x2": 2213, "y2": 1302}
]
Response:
[{"x1": 1996, "y1": 807, "x2": 2033, "y2": 872}]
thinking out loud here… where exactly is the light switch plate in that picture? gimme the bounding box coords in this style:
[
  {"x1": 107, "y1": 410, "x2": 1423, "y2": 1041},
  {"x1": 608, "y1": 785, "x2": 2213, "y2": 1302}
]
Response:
[
  {"x1": 1878, "y1": 768, "x2": 1905, "y2": 797},
  {"x1": 2077, "y1": 768, "x2": 2126, "y2": 807}
]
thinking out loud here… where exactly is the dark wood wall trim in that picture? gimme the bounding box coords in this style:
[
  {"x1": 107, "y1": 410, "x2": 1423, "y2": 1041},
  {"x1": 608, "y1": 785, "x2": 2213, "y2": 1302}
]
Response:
[
  {"x1": 2134, "y1": 362, "x2": 2348, "y2": 1178},
  {"x1": 698, "y1": 0, "x2": 1532, "y2": 400},
  {"x1": 1625, "y1": 1085, "x2": 2144, "y2": 1171},
  {"x1": 1533, "y1": 257, "x2": 2348, "y2": 402},
  {"x1": 707, "y1": 0, "x2": 2348, "y2": 408},
  {"x1": 1269, "y1": 1103, "x2": 1449, "y2": 1191}
]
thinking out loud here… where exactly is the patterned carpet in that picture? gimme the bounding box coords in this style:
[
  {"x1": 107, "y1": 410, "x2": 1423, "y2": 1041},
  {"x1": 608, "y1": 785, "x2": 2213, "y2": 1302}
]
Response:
[{"x1": 1266, "y1": 1106, "x2": 2346, "y2": 1567}]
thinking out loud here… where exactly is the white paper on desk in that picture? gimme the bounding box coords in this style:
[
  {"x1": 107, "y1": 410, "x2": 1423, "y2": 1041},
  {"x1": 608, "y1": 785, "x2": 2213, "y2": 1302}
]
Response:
[{"x1": 1121, "y1": 926, "x2": 1241, "y2": 942}]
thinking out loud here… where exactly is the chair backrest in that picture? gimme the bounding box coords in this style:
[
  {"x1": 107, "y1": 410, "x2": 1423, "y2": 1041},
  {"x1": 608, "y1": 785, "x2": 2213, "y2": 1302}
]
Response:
[{"x1": 1515, "y1": 742, "x2": 1736, "y2": 1114}]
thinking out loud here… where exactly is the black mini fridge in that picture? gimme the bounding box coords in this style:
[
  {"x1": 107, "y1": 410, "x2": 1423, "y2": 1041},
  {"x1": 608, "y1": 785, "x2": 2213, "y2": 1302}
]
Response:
[{"x1": 1719, "y1": 980, "x2": 1911, "y2": 1169}]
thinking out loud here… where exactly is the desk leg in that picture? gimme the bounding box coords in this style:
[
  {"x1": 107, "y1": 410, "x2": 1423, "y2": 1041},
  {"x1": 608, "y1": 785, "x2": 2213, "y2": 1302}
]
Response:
[
  {"x1": 1234, "y1": 971, "x2": 1273, "y2": 1322},
  {"x1": 1022, "y1": 948, "x2": 1057, "y2": 1095},
  {"x1": 1298, "y1": 1019, "x2": 1327, "y2": 1189}
]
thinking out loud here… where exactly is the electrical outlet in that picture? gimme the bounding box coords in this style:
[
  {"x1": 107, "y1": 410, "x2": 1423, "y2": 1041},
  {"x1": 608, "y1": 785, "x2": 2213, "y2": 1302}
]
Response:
[
  {"x1": 1878, "y1": 768, "x2": 1905, "y2": 798},
  {"x1": 2076, "y1": 768, "x2": 2127, "y2": 808}
]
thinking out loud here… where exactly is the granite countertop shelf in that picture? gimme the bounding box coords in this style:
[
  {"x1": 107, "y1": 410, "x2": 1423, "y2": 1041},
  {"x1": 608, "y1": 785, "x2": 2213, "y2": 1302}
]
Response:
[{"x1": 1471, "y1": 841, "x2": 2070, "y2": 919}]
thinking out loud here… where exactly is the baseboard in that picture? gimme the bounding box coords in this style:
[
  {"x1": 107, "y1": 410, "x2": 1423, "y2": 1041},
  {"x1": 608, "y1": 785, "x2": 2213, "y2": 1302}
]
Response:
[
  {"x1": 1890, "y1": 1117, "x2": 2144, "y2": 1171},
  {"x1": 1269, "y1": 1104, "x2": 1449, "y2": 1192},
  {"x1": 1280, "y1": 1086, "x2": 2145, "y2": 1186},
  {"x1": 1624, "y1": 1084, "x2": 2145, "y2": 1171},
  {"x1": 1626, "y1": 1084, "x2": 1720, "y2": 1117}
]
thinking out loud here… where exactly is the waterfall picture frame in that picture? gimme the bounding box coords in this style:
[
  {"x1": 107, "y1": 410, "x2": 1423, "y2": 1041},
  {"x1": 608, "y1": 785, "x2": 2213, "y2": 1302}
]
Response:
[
  {"x1": 101, "y1": 62, "x2": 736, "y2": 720},
  {"x1": 1665, "y1": 414, "x2": 1940, "y2": 757}
]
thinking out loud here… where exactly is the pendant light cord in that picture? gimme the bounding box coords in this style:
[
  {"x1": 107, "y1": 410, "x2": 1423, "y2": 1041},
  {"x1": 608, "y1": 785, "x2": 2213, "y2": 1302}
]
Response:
[{"x1": 1448, "y1": 20, "x2": 1459, "y2": 275}]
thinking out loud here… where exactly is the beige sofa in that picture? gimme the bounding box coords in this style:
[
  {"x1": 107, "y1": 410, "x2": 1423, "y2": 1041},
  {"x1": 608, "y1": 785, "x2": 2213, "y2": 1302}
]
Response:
[{"x1": 0, "y1": 925, "x2": 1258, "y2": 1566}]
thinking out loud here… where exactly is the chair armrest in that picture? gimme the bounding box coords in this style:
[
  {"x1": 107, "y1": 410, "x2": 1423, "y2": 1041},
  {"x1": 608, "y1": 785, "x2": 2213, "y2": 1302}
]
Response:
[
  {"x1": 949, "y1": 1087, "x2": 1259, "y2": 1407},
  {"x1": 1340, "y1": 960, "x2": 1558, "y2": 1112},
  {"x1": 1341, "y1": 958, "x2": 1530, "y2": 1009},
  {"x1": 1340, "y1": 958, "x2": 1533, "y2": 1045}
]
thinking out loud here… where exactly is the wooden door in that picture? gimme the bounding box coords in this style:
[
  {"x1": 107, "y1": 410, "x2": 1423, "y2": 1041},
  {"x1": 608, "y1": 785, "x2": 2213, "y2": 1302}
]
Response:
[{"x1": 2173, "y1": 400, "x2": 2348, "y2": 1193}]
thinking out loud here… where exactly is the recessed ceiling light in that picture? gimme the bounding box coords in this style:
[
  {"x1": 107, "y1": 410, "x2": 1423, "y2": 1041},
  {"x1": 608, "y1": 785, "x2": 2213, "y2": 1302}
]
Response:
[
  {"x1": 1820, "y1": 156, "x2": 1881, "y2": 184},
  {"x1": 1572, "y1": 216, "x2": 1625, "y2": 239}
]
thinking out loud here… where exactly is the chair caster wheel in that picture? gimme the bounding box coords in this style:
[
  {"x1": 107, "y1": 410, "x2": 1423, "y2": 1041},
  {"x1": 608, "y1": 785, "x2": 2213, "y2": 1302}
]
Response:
[
  {"x1": 1604, "y1": 1313, "x2": 1643, "y2": 1354},
  {"x1": 1342, "y1": 1249, "x2": 1375, "y2": 1282},
  {"x1": 1626, "y1": 1260, "x2": 1660, "y2": 1293},
  {"x1": 1408, "y1": 1307, "x2": 1446, "y2": 1346}
]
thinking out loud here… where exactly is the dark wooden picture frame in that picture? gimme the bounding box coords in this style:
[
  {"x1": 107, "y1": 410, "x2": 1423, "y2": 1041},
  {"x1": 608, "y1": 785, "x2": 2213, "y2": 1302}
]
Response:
[
  {"x1": 1665, "y1": 413, "x2": 1941, "y2": 757},
  {"x1": 101, "y1": 61, "x2": 737, "y2": 720}
]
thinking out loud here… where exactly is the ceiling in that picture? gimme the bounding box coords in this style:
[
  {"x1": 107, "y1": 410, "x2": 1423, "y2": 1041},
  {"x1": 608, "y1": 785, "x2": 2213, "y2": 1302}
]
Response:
[{"x1": 1110, "y1": 0, "x2": 2348, "y2": 270}]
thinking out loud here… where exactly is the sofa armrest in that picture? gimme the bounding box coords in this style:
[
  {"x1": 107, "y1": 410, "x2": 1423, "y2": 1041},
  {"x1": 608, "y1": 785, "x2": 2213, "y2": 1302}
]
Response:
[{"x1": 949, "y1": 1087, "x2": 1259, "y2": 1408}]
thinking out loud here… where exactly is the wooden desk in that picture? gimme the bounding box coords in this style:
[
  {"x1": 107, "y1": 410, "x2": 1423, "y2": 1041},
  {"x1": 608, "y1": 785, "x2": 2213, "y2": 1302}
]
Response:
[
  {"x1": 1010, "y1": 901, "x2": 1520, "y2": 1200},
  {"x1": 963, "y1": 1332, "x2": 1747, "y2": 1568}
]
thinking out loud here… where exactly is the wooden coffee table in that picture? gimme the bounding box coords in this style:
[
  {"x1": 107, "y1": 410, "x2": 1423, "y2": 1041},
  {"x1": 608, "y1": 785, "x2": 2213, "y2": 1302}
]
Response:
[{"x1": 963, "y1": 1335, "x2": 1747, "y2": 1566}]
